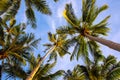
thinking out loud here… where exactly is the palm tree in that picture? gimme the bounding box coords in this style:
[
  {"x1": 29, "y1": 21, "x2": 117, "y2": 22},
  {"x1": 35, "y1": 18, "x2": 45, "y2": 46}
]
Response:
[
  {"x1": 0, "y1": 0, "x2": 51, "y2": 28},
  {"x1": 0, "y1": 19, "x2": 40, "y2": 64},
  {"x1": 1, "y1": 63, "x2": 27, "y2": 80},
  {"x1": 0, "y1": 0, "x2": 21, "y2": 22},
  {"x1": 0, "y1": 0, "x2": 13, "y2": 15},
  {"x1": 27, "y1": 54, "x2": 64, "y2": 80},
  {"x1": 84, "y1": 55, "x2": 120, "y2": 80},
  {"x1": 63, "y1": 66, "x2": 86, "y2": 80},
  {"x1": 57, "y1": 0, "x2": 120, "y2": 62},
  {"x1": 2, "y1": 54, "x2": 64, "y2": 80},
  {"x1": 0, "y1": 19, "x2": 40, "y2": 79},
  {"x1": 63, "y1": 53, "x2": 120, "y2": 80},
  {"x1": 63, "y1": 45, "x2": 103, "y2": 80},
  {"x1": 26, "y1": 32, "x2": 71, "y2": 80}
]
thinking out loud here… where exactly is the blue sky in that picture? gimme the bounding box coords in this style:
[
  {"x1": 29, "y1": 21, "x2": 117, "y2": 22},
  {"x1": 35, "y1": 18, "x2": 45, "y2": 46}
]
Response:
[{"x1": 16, "y1": 0, "x2": 120, "y2": 76}]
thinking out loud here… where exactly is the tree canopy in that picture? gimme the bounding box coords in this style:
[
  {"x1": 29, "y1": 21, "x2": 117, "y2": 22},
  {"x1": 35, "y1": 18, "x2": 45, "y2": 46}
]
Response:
[{"x1": 0, "y1": 0, "x2": 120, "y2": 80}]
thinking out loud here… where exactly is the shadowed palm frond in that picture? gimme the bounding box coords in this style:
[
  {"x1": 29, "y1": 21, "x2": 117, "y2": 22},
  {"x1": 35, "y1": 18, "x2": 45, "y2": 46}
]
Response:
[
  {"x1": 0, "y1": 25, "x2": 4, "y2": 46},
  {"x1": 32, "y1": 0, "x2": 51, "y2": 15},
  {"x1": 57, "y1": 25, "x2": 76, "y2": 35},
  {"x1": 64, "y1": 65, "x2": 87, "y2": 80},
  {"x1": 3, "y1": 63, "x2": 27, "y2": 80},
  {"x1": 0, "y1": 0, "x2": 21, "y2": 22},
  {"x1": 26, "y1": 7, "x2": 36, "y2": 28},
  {"x1": 24, "y1": 0, "x2": 51, "y2": 28},
  {"x1": 41, "y1": 70, "x2": 64, "y2": 80},
  {"x1": 0, "y1": 0, "x2": 12, "y2": 15},
  {"x1": 53, "y1": 0, "x2": 59, "y2": 2}
]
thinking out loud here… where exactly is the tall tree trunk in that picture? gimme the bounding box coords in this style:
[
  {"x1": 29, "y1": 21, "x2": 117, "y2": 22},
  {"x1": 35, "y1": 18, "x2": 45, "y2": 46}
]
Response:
[
  {"x1": 0, "y1": 0, "x2": 21, "y2": 22},
  {"x1": 85, "y1": 33, "x2": 120, "y2": 52},
  {"x1": 26, "y1": 46, "x2": 56, "y2": 80}
]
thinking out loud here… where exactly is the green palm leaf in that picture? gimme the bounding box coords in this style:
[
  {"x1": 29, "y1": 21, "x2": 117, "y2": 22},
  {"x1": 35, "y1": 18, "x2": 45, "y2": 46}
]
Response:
[
  {"x1": 107, "y1": 67, "x2": 120, "y2": 80},
  {"x1": 32, "y1": 0, "x2": 51, "y2": 15},
  {"x1": 26, "y1": 7, "x2": 36, "y2": 28}
]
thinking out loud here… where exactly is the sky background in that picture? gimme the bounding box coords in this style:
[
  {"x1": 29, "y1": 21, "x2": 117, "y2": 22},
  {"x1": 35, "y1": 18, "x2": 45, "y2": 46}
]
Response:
[{"x1": 15, "y1": 0, "x2": 120, "y2": 77}]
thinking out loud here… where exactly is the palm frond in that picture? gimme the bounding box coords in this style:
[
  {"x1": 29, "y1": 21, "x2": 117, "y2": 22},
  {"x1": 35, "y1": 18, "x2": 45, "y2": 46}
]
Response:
[
  {"x1": 63, "y1": 3, "x2": 80, "y2": 27},
  {"x1": 48, "y1": 32, "x2": 56, "y2": 42},
  {"x1": 77, "y1": 36, "x2": 88, "y2": 61},
  {"x1": 107, "y1": 67, "x2": 120, "y2": 80},
  {"x1": 32, "y1": 0, "x2": 51, "y2": 15},
  {"x1": 34, "y1": 62, "x2": 56, "y2": 78},
  {"x1": 90, "y1": 15, "x2": 110, "y2": 36},
  {"x1": 43, "y1": 70, "x2": 64, "y2": 80},
  {"x1": 57, "y1": 26, "x2": 76, "y2": 35},
  {"x1": 70, "y1": 42, "x2": 79, "y2": 61},
  {"x1": 30, "y1": 38, "x2": 41, "y2": 49},
  {"x1": 54, "y1": 0, "x2": 59, "y2": 2},
  {"x1": 0, "y1": 0, "x2": 21, "y2": 22},
  {"x1": 88, "y1": 40, "x2": 104, "y2": 62},
  {"x1": 26, "y1": 7, "x2": 36, "y2": 28},
  {"x1": 26, "y1": 53, "x2": 38, "y2": 70},
  {"x1": 0, "y1": 0, "x2": 12, "y2": 15},
  {"x1": 56, "y1": 47, "x2": 67, "y2": 57},
  {"x1": 0, "y1": 25, "x2": 4, "y2": 46},
  {"x1": 82, "y1": 0, "x2": 109, "y2": 25},
  {"x1": 103, "y1": 55, "x2": 117, "y2": 72},
  {"x1": 92, "y1": 4, "x2": 108, "y2": 22},
  {"x1": 82, "y1": 0, "x2": 93, "y2": 22},
  {"x1": 48, "y1": 51, "x2": 57, "y2": 62},
  {"x1": 9, "y1": 52, "x2": 26, "y2": 65},
  {"x1": 3, "y1": 63, "x2": 27, "y2": 79},
  {"x1": 9, "y1": 18, "x2": 16, "y2": 28},
  {"x1": 92, "y1": 15, "x2": 110, "y2": 28}
]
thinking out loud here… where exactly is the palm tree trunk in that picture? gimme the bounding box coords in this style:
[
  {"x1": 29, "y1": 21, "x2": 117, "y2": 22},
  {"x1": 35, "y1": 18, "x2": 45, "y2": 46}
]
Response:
[
  {"x1": 85, "y1": 33, "x2": 120, "y2": 52},
  {"x1": 26, "y1": 46, "x2": 56, "y2": 80},
  {"x1": 0, "y1": 0, "x2": 21, "y2": 22}
]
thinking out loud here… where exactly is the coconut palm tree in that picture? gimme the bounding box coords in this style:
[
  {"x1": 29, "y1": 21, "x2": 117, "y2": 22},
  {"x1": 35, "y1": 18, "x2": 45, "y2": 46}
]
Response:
[
  {"x1": 26, "y1": 32, "x2": 71, "y2": 80},
  {"x1": 0, "y1": 0, "x2": 21, "y2": 22},
  {"x1": 0, "y1": 0, "x2": 51, "y2": 28},
  {"x1": 63, "y1": 53, "x2": 120, "y2": 80},
  {"x1": 27, "y1": 54, "x2": 64, "y2": 80},
  {"x1": 0, "y1": 19, "x2": 40, "y2": 64},
  {"x1": 83, "y1": 55, "x2": 120, "y2": 80},
  {"x1": 1, "y1": 63, "x2": 27, "y2": 80},
  {"x1": 0, "y1": 19, "x2": 40, "y2": 79},
  {"x1": 57, "y1": 0, "x2": 120, "y2": 62},
  {"x1": 63, "y1": 46, "x2": 104, "y2": 80},
  {"x1": 63, "y1": 66, "x2": 86, "y2": 80},
  {"x1": 0, "y1": 0, "x2": 13, "y2": 15},
  {"x1": 2, "y1": 54, "x2": 64, "y2": 80}
]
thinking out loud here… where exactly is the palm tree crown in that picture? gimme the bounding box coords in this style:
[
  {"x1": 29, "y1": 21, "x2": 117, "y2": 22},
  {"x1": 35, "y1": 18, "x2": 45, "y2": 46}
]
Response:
[
  {"x1": 0, "y1": 0, "x2": 51, "y2": 28},
  {"x1": 57, "y1": 0, "x2": 120, "y2": 62},
  {"x1": 0, "y1": 18, "x2": 40, "y2": 64},
  {"x1": 26, "y1": 32, "x2": 71, "y2": 80}
]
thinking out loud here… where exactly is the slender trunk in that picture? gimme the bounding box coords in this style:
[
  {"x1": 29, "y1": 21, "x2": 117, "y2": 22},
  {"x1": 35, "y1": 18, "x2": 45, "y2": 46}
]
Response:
[
  {"x1": 26, "y1": 46, "x2": 56, "y2": 80},
  {"x1": 0, "y1": 0, "x2": 21, "y2": 22},
  {"x1": 85, "y1": 33, "x2": 120, "y2": 52}
]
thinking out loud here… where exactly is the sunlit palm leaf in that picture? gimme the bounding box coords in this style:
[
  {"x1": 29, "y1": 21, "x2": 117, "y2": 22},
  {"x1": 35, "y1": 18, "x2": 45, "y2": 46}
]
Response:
[{"x1": 107, "y1": 67, "x2": 120, "y2": 80}]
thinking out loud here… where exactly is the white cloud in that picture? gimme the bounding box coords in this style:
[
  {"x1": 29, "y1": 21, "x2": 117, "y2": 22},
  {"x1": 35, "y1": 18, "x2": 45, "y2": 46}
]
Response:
[
  {"x1": 20, "y1": 12, "x2": 27, "y2": 23},
  {"x1": 51, "y1": 20, "x2": 56, "y2": 33}
]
